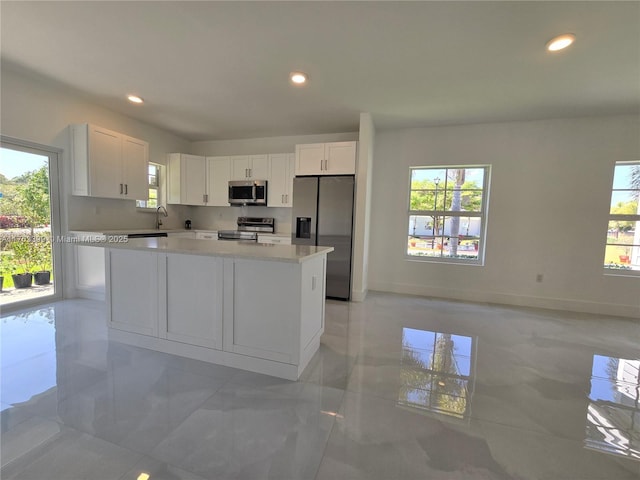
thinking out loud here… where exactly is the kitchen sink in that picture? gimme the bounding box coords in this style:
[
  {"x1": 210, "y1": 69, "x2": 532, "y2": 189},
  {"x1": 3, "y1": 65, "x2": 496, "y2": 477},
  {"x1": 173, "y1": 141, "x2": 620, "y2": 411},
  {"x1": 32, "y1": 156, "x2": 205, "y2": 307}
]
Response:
[{"x1": 126, "y1": 232, "x2": 168, "y2": 238}]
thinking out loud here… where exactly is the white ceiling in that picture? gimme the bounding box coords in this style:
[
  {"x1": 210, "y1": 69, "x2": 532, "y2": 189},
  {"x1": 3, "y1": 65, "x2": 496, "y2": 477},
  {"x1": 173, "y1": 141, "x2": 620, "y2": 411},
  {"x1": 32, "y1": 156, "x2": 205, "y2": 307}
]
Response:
[{"x1": 1, "y1": 1, "x2": 639, "y2": 141}]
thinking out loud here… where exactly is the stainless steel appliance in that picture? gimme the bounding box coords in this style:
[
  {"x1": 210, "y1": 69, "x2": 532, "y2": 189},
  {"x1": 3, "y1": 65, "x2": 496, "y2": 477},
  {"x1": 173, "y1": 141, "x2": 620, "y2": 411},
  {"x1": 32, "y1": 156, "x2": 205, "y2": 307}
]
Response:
[
  {"x1": 291, "y1": 176, "x2": 354, "y2": 300},
  {"x1": 228, "y1": 180, "x2": 267, "y2": 206},
  {"x1": 218, "y1": 216, "x2": 275, "y2": 241}
]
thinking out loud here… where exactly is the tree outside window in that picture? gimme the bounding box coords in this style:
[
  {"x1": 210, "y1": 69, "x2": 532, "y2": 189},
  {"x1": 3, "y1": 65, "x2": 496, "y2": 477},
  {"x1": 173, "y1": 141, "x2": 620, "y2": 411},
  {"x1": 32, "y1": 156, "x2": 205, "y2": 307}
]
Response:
[{"x1": 407, "y1": 166, "x2": 489, "y2": 264}]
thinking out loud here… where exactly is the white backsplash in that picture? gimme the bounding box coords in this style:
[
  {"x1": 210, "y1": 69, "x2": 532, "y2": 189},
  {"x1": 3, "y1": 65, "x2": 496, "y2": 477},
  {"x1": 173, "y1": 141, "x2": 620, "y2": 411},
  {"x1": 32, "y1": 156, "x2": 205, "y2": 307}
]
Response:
[{"x1": 187, "y1": 205, "x2": 292, "y2": 234}]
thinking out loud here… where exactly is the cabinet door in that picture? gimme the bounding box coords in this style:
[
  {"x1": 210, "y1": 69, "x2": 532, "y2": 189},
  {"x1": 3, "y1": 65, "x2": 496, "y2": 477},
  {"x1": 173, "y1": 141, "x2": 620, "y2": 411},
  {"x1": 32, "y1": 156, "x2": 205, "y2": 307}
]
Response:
[
  {"x1": 164, "y1": 254, "x2": 223, "y2": 349},
  {"x1": 207, "y1": 156, "x2": 231, "y2": 206},
  {"x1": 223, "y1": 258, "x2": 298, "y2": 363},
  {"x1": 267, "y1": 153, "x2": 291, "y2": 207},
  {"x1": 107, "y1": 249, "x2": 158, "y2": 336},
  {"x1": 122, "y1": 135, "x2": 148, "y2": 200},
  {"x1": 181, "y1": 154, "x2": 207, "y2": 205},
  {"x1": 230, "y1": 155, "x2": 251, "y2": 180},
  {"x1": 248, "y1": 154, "x2": 269, "y2": 179},
  {"x1": 295, "y1": 143, "x2": 324, "y2": 176},
  {"x1": 325, "y1": 141, "x2": 357, "y2": 175},
  {"x1": 88, "y1": 125, "x2": 122, "y2": 199}
]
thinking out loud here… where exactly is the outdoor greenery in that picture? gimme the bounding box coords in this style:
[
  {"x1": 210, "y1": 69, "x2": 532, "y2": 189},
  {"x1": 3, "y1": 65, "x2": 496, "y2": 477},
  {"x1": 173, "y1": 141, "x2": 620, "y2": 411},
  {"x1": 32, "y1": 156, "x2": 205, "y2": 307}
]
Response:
[
  {"x1": 409, "y1": 168, "x2": 485, "y2": 259},
  {"x1": 0, "y1": 166, "x2": 53, "y2": 289}
]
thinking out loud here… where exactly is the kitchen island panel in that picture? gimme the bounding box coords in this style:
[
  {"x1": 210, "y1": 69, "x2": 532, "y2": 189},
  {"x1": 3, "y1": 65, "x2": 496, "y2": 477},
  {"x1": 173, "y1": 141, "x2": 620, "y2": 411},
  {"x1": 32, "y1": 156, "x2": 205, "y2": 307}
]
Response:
[
  {"x1": 223, "y1": 258, "x2": 300, "y2": 364},
  {"x1": 101, "y1": 243, "x2": 330, "y2": 380},
  {"x1": 163, "y1": 253, "x2": 223, "y2": 350},
  {"x1": 107, "y1": 249, "x2": 158, "y2": 337}
]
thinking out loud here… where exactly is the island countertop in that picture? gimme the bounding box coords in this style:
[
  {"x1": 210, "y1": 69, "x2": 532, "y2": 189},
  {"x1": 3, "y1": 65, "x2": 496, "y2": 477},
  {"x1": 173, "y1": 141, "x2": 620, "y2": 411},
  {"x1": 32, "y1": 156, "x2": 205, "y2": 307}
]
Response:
[{"x1": 77, "y1": 236, "x2": 334, "y2": 263}]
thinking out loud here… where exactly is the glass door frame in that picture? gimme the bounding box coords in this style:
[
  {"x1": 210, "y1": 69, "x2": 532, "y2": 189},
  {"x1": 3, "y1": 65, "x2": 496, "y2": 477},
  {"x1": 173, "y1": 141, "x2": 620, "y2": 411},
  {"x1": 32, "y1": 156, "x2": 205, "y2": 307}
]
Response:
[{"x1": 1, "y1": 135, "x2": 64, "y2": 312}]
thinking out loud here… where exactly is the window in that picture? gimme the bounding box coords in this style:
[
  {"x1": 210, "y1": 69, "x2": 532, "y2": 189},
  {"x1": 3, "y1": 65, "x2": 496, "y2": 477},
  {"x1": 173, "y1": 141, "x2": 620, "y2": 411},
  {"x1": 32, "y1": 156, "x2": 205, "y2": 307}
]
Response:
[
  {"x1": 136, "y1": 163, "x2": 161, "y2": 209},
  {"x1": 407, "y1": 166, "x2": 489, "y2": 264},
  {"x1": 604, "y1": 161, "x2": 640, "y2": 274}
]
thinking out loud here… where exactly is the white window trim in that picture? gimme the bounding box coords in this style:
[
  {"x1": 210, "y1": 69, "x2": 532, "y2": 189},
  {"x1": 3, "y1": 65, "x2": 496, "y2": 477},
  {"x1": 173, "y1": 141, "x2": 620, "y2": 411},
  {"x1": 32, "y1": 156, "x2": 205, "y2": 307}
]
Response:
[
  {"x1": 603, "y1": 160, "x2": 640, "y2": 277},
  {"x1": 405, "y1": 165, "x2": 490, "y2": 266},
  {"x1": 136, "y1": 162, "x2": 163, "y2": 212}
]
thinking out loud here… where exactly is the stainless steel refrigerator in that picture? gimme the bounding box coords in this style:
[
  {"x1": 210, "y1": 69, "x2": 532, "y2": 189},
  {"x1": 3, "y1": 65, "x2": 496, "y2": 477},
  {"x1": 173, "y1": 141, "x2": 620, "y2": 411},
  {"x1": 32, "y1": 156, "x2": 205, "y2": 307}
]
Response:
[{"x1": 291, "y1": 176, "x2": 354, "y2": 300}]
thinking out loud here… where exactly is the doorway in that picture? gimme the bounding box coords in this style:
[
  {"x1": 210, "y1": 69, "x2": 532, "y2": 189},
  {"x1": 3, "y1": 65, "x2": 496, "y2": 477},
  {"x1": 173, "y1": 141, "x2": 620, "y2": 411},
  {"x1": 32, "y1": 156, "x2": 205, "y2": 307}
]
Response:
[{"x1": 0, "y1": 139, "x2": 63, "y2": 310}]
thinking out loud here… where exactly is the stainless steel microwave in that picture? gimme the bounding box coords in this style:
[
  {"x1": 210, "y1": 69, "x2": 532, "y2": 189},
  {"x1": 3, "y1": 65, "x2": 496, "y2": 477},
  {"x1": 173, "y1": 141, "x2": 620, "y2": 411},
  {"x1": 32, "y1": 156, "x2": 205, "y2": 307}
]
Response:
[{"x1": 228, "y1": 180, "x2": 267, "y2": 206}]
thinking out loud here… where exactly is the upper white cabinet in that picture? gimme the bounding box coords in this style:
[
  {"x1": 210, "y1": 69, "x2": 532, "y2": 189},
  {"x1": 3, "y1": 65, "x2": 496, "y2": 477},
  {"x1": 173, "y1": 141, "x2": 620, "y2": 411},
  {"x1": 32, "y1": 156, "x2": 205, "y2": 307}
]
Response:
[
  {"x1": 70, "y1": 124, "x2": 148, "y2": 199},
  {"x1": 168, "y1": 154, "x2": 233, "y2": 207},
  {"x1": 168, "y1": 152, "x2": 294, "y2": 207},
  {"x1": 295, "y1": 141, "x2": 357, "y2": 176},
  {"x1": 230, "y1": 154, "x2": 269, "y2": 180},
  {"x1": 267, "y1": 153, "x2": 294, "y2": 207},
  {"x1": 167, "y1": 154, "x2": 207, "y2": 205},
  {"x1": 207, "y1": 156, "x2": 232, "y2": 206}
]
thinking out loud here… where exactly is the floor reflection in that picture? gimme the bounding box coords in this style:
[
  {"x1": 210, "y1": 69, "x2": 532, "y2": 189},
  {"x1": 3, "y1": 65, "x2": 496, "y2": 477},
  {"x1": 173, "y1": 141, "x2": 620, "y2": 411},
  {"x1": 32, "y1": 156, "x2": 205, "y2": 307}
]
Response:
[
  {"x1": 586, "y1": 354, "x2": 640, "y2": 461},
  {"x1": 398, "y1": 328, "x2": 476, "y2": 420},
  {"x1": 1, "y1": 307, "x2": 57, "y2": 408}
]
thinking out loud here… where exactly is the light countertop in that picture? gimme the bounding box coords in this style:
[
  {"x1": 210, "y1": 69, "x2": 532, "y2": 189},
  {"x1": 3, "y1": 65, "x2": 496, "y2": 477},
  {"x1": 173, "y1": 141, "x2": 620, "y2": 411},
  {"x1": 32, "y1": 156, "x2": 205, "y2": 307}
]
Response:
[{"x1": 76, "y1": 236, "x2": 333, "y2": 263}]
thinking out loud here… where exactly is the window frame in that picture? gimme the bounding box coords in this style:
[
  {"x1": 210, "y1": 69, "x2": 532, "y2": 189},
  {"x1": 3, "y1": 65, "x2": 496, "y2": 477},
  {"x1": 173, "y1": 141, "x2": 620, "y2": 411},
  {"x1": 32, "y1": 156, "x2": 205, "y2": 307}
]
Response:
[
  {"x1": 136, "y1": 162, "x2": 162, "y2": 211},
  {"x1": 406, "y1": 165, "x2": 490, "y2": 265},
  {"x1": 603, "y1": 160, "x2": 640, "y2": 277}
]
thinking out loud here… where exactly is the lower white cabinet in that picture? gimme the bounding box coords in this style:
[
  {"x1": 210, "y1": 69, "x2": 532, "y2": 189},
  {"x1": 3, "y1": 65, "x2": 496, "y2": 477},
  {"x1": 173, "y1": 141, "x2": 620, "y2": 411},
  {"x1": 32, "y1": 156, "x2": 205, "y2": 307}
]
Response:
[
  {"x1": 195, "y1": 230, "x2": 218, "y2": 240},
  {"x1": 105, "y1": 247, "x2": 327, "y2": 379},
  {"x1": 257, "y1": 235, "x2": 291, "y2": 245},
  {"x1": 106, "y1": 249, "x2": 159, "y2": 336},
  {"x1": 163, "y1": 253, "x2": 223, "y2": 349}
]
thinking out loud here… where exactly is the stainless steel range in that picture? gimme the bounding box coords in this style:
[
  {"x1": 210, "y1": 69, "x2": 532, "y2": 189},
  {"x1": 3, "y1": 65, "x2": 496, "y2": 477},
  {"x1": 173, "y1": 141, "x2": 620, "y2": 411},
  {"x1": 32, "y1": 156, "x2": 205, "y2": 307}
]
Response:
[{"x1": 218, "y1": 217, "x2": 275, "y2": 241}]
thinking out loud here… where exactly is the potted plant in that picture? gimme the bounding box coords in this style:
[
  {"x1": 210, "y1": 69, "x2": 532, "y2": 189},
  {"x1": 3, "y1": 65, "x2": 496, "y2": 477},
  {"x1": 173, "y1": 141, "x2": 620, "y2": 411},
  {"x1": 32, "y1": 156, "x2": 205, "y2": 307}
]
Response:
[
  {"x1": 9, "y1": 238, "x2": 36, "y2": 288},
  {"x1": 32, "y1": 235, "x2": 52, "y2": 285}
]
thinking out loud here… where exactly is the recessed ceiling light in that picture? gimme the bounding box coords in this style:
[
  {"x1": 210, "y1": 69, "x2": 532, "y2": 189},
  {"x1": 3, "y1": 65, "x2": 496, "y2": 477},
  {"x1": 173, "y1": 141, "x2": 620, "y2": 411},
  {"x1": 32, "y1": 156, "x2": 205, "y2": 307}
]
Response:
[
  {"x1": 127, "y1": 94, "x2": 144, "y2": 104},
  {"x1": 290, "y1": 72, "x2": 308, "y2": 85},
  {"x1": 546, "y1": 33, "x2": 576, "y2": 52}
]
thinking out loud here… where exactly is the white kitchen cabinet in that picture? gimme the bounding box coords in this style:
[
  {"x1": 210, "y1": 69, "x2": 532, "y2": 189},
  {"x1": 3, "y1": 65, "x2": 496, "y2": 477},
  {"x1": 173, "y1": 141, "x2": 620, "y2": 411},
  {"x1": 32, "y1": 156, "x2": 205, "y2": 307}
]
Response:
[
  {"x1": 295, "y1": 141, "x2": 357, "y2": 176},
  {"x1": 167, "y1": 153, "x2": 208, "y2": 205},
  {"x1": 70, "y1": 124, "x2": 148, "y2": 199},
  {"x1": 106, "y1": 249, "x2": 158, "y2": 336},
  {"x1": 163, "y1": 253, "x2": 223, "y2": 349},
  {"x1": 267, "y1": 153, "x2": 294, "y2": 207},
  {"x1": 257, "y1": 234, "x2": 291, "y2": 245},
  {"x1": 207, "y1": 156, "x2": 231, "y2": 206},
  {"x1": 168, "y1": 154, "x2": 233, "y2": 206},
  {"x1": 222, "y1": 256, "x2": 324, "y2": 365},
  {"x1": 195, "y1": 230, "x2": 218, "y2": 240},
  {"x1": 230, "y1": 154, "x2": 269, "y2": 180}
]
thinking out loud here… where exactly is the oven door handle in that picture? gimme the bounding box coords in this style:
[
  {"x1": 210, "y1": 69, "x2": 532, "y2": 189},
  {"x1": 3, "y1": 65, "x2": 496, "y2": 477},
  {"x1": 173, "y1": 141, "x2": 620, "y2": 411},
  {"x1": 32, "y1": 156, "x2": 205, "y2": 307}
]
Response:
[{"x1": 252, "y1": 184, "x2": 257, "y2": 202}]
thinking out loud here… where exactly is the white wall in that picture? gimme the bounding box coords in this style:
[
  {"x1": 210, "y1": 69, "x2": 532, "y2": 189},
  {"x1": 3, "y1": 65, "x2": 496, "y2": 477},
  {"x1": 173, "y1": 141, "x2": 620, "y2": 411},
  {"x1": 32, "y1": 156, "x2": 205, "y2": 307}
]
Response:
[
  {"x1": 369, "y1": 115, "x2": 640, "y2": 318},
  {"x1": 0, "y1": 65, "x2": 193, "y2": 232},
  {"x1": 351, "y1": 113, "x2": 374, "y2": 301}
]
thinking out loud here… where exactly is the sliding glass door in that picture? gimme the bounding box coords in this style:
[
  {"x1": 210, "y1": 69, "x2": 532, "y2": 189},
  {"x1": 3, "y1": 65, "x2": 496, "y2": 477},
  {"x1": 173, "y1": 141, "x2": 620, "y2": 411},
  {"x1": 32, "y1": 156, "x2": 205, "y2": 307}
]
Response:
[{"x1": 0, "y1": 140, "x2": 62, "y2": 309}]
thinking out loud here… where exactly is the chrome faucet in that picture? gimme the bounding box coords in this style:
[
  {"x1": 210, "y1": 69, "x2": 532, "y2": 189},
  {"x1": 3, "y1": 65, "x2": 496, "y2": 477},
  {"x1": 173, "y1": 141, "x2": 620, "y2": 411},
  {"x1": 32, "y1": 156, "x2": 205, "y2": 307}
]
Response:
[{"x1": 155, "y1": 205, "x2": 168, "y2": 230}]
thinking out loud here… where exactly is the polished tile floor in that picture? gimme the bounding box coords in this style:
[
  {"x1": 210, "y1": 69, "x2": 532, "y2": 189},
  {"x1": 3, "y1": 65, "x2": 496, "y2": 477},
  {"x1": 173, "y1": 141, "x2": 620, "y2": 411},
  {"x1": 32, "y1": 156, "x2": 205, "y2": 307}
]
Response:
[{"x1": 1, "y1": 293, "x2": 639, "y2": 480}]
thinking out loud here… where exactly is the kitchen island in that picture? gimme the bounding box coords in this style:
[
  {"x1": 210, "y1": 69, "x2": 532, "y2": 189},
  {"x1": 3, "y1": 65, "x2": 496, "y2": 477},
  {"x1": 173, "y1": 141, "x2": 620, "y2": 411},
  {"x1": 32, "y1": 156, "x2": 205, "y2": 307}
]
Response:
[{"x1": 84, "y1": 237, "x2": 333, "y2": 380}]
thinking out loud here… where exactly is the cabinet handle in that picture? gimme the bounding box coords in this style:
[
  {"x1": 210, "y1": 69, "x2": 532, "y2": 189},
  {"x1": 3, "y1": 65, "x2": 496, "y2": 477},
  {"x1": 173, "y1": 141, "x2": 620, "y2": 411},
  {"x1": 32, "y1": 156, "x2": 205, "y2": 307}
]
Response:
[
  {"x1": 245, "y1": 168, "x2": 249, "y2": 178},
  {"x1": 249, "y1": 168, "x2": 252, "y2": 177},
  {"x1": 119, "y1": 183, "x2": 123, "y2": 194},
  {"x1": 205, "y1": 194, "x2": 209, "y2": 203},
  {"x1": 286, "y1": 194, "x2": 288, "y2": 203},
  {"x1": 124, "y1": 184, "x2": 128, "y2": 195}
]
